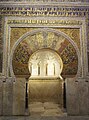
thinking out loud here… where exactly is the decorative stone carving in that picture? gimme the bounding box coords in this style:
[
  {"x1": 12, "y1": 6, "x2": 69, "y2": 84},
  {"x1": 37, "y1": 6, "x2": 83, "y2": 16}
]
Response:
[
  {"x1": 0, "y1": 1, "x2": 88, "y2": 116},
  {"x1": 0, "y1": 0, "x2": 86, "y2": 2},
  {"x1": 28, "y1": 49, "x2": 63, "y2": 79},
  {"x1": 0, "y1": 6, "x2": 89, "y2": 17},
  {"x1": 12, "y1": 29, "x2": 78, "y2": 77}
]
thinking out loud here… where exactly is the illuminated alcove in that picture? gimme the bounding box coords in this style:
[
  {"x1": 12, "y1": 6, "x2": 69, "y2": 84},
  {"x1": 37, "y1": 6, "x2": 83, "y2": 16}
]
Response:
[
  {"x1": 28, "y1": 49, "x2": 64, "y2": 116},
  {"x1": 28, "y1": 49, "x2": 63, "y2": 79}
]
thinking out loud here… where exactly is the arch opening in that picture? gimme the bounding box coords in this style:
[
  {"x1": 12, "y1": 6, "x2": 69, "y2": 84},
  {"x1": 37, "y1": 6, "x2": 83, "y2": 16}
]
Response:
[
  {"x1": 28, "y1": 49, "x2": 65, "y2": 116},
  {"x1": 10, "y1": 28, "x2": 80, "y2": 116},
  {"x1": 11, "y1": 28, "x2": 80, "y2": 78}
]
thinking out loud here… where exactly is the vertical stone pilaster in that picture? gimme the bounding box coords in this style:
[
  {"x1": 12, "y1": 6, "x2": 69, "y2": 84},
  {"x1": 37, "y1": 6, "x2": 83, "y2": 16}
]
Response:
[
  {"x1": 78, "y1": 80, "x2": 89, "y2": 115},
  {"x1": 13, "y1": 78, "x2": 26, "y2": 115},
  {"x1": 88, "y1": 80, "x2": 89, "y2": 115},
  {"x1": 66, "y1": 78, "x2": 89, "y2": 116},
  {"x1": 66, "y1": 78, "x2": 79, "y2": 115},
  {"x1": 86, "y1": 14, "x2": 89, "y2": 75},
  {"x1": 0, "y1": 78, "x2": 3, "y2": 115},
  {"x1": 3, "y1": 78, "x2": 13, "y2": 115},
  {"x1": 0, "y1": 16, "x2": 3, "y2": 74}
]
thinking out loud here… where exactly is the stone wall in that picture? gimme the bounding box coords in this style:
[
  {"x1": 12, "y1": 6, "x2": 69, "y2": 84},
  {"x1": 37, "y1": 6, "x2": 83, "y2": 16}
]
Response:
[
  {"x1": 3, "y1": 78, "x2": 13, "y2": 115},
  {"x1": 13, "y1": 78, "x2": 26, "y2": 115},
  {"x1": 0, "y1": 78, "x2": 3, "y2": 115},
  {"x1": 29, "y1": 79, "x2": 63, "y2": 107},
  {"x1": 0, "y1": 77, "x2": 26, "y2": 116},
  {"x1": 1, "y1": 77, "x2": 89, "y2": 116},
  {"x1": 66, "y1": 78, "x2": 89, "y2": 116},
  {"x1": 0, "y1": 78, "x2": 13, "y2": 115}
]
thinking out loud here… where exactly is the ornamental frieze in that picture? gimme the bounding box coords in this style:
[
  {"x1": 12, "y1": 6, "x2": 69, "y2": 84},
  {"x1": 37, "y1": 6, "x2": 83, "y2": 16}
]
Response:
[
  {"x1": 7, "y1": 19, "x2": 82, "y2": 25},
  {"x1": 0, "y1": 6, "x2": 89, "y2": 17},
  {"x1": 0, "y1": 0, "x2": 85, "y2": 2}
]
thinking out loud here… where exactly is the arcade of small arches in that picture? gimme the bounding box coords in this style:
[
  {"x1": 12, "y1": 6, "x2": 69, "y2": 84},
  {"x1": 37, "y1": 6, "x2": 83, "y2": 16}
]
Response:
[{"x1": 28, "y1": 50, "x2": 63, "y2": 79}]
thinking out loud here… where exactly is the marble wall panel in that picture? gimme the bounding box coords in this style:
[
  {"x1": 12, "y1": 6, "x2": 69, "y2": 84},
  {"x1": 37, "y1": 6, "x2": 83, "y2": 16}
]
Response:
[
  {"x1": 66, "y1": 78, "x2": 79, "y2": 115},
  {"x1": 0, "y1": 16, "x2": 3, "y2": 73},
  {"x1": 0, "y1": 79, "x2": 3, "y2": 115},
  {"x1": 13, "y1": 78, "x2": 26, "y2": 115},
  {"x1": 78, "y1": 80, "x2": 89, "y2": 115},
  {"x1": 0, "y1": 53, "x2": 2, "y2": 73},
  {"x1": 87, "y1": 80, "x2": 89, "y2": 115},
  {"x1": 29, "y1": 79, "x2": 63, "y2": 106},
  {"x1": 3, "y1": 78, "x2": 13, "y2": 115}
]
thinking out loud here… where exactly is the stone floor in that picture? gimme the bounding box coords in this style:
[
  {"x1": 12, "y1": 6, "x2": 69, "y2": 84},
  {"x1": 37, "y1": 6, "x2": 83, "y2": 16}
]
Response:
[
  {"x1": 1, "y1": 116, "x2": 89, "y2": 120},
  {"x1": 29, "y1": 102, "x2": 66, "y2": 117},
  {"x1": 0, "y1": 102, "x2": 89, "y2": 120}
]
